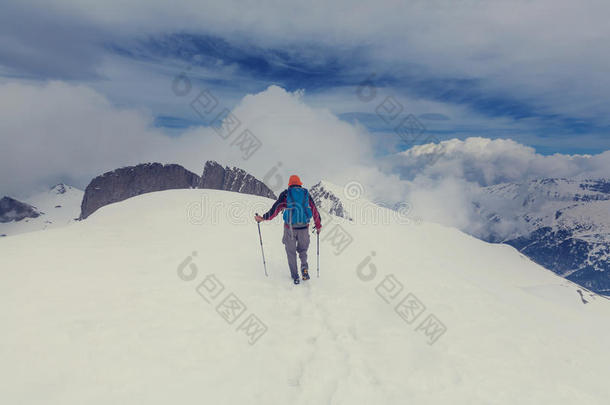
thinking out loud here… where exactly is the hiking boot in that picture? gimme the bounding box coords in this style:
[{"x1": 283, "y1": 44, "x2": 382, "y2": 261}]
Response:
[
  {"x1": 293, "y1": 277, "x2": 300, "y2": 285},
  {"x1": 302, "y1": 269, "x2": 310, "y2": 281}
]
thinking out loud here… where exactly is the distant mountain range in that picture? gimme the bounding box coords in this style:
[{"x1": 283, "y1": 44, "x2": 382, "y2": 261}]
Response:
[{"x1": 472, "y1": 178, "x2": 610, "y2": 296}]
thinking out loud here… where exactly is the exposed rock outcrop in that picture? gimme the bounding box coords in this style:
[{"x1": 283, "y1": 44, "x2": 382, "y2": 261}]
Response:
[
  {"x1": 0, "y1": 197, "x2": 41, "y2": 223},
  {"x1": 199, "y1": 161, "x2": 276, "y2": 199},
  {"x1": 79, "y1": 161, "x2": 277, "y2": 220},
  {"x1": 80, "y1": 163, "x2": 200, "y2": 219}
]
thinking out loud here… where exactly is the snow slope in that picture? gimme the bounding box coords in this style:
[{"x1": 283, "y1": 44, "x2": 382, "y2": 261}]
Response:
[
  {"x1": 0, "y1": 184, "x2": 83, "y2": 237},
  {"x1": 1, "y1": 189, "x2": 609, "y2": 404}
]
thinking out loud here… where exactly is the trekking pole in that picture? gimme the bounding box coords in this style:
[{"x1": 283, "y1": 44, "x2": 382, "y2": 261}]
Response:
[
  {"x1": 317, "y1": 230, "x2": 320, "y2": 278},
  {"x1": 255, "y1": 213, "x2": 268, "y2": 277}
]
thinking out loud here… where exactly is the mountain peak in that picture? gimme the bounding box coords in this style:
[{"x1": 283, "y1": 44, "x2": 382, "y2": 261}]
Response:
[{"x1": 50, "y1": 183, "x2": 70, "y2": 194}]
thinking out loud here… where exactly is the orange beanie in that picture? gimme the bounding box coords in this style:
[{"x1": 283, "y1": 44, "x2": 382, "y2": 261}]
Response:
[{"x1": 288, "y1": 175, "x2": 302, "y2": 186}]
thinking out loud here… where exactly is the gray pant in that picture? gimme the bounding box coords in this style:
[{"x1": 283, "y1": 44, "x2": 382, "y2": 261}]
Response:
[{"x1": 282, "y1": 226, "x2": 310, "y2": 280}]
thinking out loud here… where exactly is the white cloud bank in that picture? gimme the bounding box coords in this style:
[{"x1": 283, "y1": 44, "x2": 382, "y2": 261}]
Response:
[
  {"x1": 392, "y1": 137, "x2": 610, "y2": 186},
  {"x1": 0, "y1": 81, "x2": 398, "y2": 199},
  {"x1": 388, "y1": 137, "x2": 610, "y2": 236},
  {"x1": 0, "y1": 81, "x2": 174, "y2": 197}
]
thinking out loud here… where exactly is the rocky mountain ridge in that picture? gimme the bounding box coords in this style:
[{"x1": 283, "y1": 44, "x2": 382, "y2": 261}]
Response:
[{"x1": 80, "y1": 161, "x2": 276, "y2": 219}]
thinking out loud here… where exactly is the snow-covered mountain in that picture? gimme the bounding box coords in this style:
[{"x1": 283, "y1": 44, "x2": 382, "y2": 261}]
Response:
[
  {"x1": 310, "y1": 181, "x2": 353, "y2": 221},
  {"x1": 0, "y1": 184, "x2": 83, "y2": 237},
  {"x1": 1, "y1": 188, "x2": 609, "y2": 404},
  {"x1": 472, "y1": 178, "x2": 610, "y2": 296}
]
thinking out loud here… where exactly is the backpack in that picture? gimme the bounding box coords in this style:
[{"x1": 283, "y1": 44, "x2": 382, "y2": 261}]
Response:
[{"x1": 283, "y1": 187, "x2": 312, "y2": 228}]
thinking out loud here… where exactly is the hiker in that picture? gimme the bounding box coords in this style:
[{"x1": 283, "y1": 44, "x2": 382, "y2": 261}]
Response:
[{"x1": 254, "y1": 175, "x2": 322, "y2": 284}]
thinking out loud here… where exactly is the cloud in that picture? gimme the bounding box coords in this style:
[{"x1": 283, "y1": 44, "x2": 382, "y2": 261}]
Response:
[
  {"x1": 174, "y1": 85, "x2": 399, "y2": 198},
  {"x1": 10, "y1": 1, "x2": 610, "y2": 123},
  {"x1": 5, "y1": 0, "x2": 610, "y2": 145},
  {"x1": 0, "y1": 81, "x2": 396, "y2": 201},
  {"x1": 1, "y1": 78, "x2": 608, "y2": 246},
  {"x1": 0, "y1": 81, "x2": 174, "y2": 197},
  {"x1": 386, "y1": 137, "x2": 610, "y2": 236},
  {"x1": 0, "y1": 3, "x2": 108, "y2": 80},
  {"x1": 391, "y1": 137, "x2": 610, "y2": 186}
]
